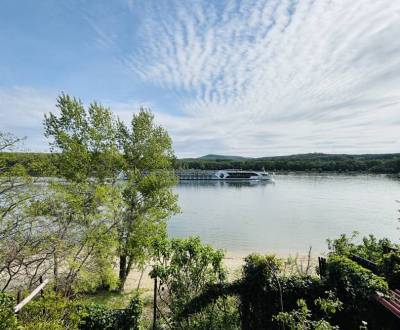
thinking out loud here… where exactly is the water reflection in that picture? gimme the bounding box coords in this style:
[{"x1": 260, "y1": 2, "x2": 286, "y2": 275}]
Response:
[{"x1": 169, "y1": 174, "x2": 400, "y2": 255}]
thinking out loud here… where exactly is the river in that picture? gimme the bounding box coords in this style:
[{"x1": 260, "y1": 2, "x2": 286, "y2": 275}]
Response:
[{"x1": 168, "y1": 174, "x2": 400, "y2": 255}]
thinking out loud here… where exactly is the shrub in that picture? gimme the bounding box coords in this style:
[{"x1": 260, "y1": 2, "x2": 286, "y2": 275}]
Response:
[
  {"x1": 17, "y1": 291, "x2": 83, "y2": 330},
  {"x1": 326, "y1": 255, "x2": 388, "y2": 302},
  {"x1": 325, "y1": 255, "x2": 388, "y2": 328},
  {"x1": 17, "y1": 291, "x2": 142, "y2": 330},
  {"x1": 238, "y1": 254, "x2": 327, "y2": 329},
  {"x1": 273, "y1": 292, "x2": 342, "y2": 330},
  {"x1": 380, "y1": 252, "x2": 400, "y2": 288},
  {"x1": 0, "y1": 292, "x2": 18, "y2": 330},
  {"x1": 327, "y1": 233, "x2": 395, "y2": 264},
  {"x1": 150, "y1": 237, "x2": 239, "y2": 329},
  {"x1": 79, "y1": 294, "x2": 142, "y2": 330}
]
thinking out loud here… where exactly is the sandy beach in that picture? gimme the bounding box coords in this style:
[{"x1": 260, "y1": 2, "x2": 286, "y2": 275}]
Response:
[{"x1": 124, "y1": 251, "x2": 320, "y2": 292}]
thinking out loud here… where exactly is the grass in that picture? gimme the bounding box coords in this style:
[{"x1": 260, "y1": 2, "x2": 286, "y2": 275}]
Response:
[{"x1": 78, "y1": 288, "x2": 152, "y2": 309}]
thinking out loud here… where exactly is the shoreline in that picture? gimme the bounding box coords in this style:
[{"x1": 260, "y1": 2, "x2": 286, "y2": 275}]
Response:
[{"x1": 125, "y1": 250, "x2": 321, "y2": 292}]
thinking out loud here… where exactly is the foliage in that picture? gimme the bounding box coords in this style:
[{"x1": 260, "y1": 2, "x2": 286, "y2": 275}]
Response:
[
  {"x1": 177, "y1": 153, "x2": 400, "y2": 174},
  {"x1": 327, "y1": 232, "x2": 395, "y2": 263},
  {"x1": 44, "y1": 95, "x2": 179, "y2": 292},
  {"x1": 18, "y1": 291, "x2": 83, "y2": 330},
  {"x1": 326, "y1": 255, "x2": 388, "y2": 302},
  {"x1": 179, "y1": 248, "x2": 393, "y2": 329},
  {"x1": 325, "y1": 255, "x2": 388, "y2": 328},
  {"x1": 42, "y1": 95, "x2": 126, "y2": 294},
  {"x1": 17, "y1": 291, "x2": 143, "y2": 330},
  {"x1": 380, "y1": 252, "x2": 400, "y2": 288},
  {"x1": 0, "y1": 292, "x2": 17, "y2": 330},
  {"x1": 0, "y1": 132, "x2": 45, "y2": 292},
  {"x1": 80, "y1": 294, "x2": 143, "y2": 330},
  {"x1": 115, "y1": 109, "x2": 179, "y2": 292},
  {"x1": 0, "y1": 152, "x2": 57, "y2": 177},
  {"x1": 150, "y1": 237, "x2": 239, "y2": 329},
  {"x1": 4, "y1": 151, "x2": 400, "y2": 177},
  {"x1": 179, "y1": 253, "x2": 326, "y2": 330},
  {"x1": 238, "y1": 254, "x2": 327, "y2": 330},
  {"x1": 14, "y1": 180, "x2": 119, "y2": 296},
  {"x1": 44, "y1": 93, "x2": 124, "y2": 182},
  {"x1": 273, "y1": 292, "x2": 342, "y2": 330},
  {"x1": 327, "y1": 233, "x2": 400, "y2": 289}
]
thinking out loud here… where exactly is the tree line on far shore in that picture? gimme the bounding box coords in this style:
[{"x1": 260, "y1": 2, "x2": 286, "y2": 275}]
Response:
[
  {"x1": 2, "y1": 151, "x2": 400, "y2": 177},
  {"x1": 177, "y1": 153, "x2": 400, "y2": 174}
]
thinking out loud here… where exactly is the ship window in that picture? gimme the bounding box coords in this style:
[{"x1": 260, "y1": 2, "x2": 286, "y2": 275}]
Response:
[{"x1": 226, "y1": 172, "x2": 254, "y2": 178}]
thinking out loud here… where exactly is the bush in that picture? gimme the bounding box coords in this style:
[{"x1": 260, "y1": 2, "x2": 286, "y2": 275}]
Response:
[
  {"x1": 17, "y1": 291, "x2": 143, "y2": 330},
  {"x1": 17, "y1": 291, "x2": 83, "y2": 330},
  {"x1": 273, "y1": 292, "x2": 342, "y2": 330},
  {"x1": 0, "y1": 292, "x2": 18, "y2": 330},
  {"x1": 327, "y1": 233, "x2": 395, "y2": 263},
  {"x1": 79, "y1": 294, "x2": 142, "y2": 330},
  {"x1": 150, "y1": 237, "x2": 239, "y2": 329},
  {"x1": 326, "y1": 255, "x2": 388, "y2": 300},
  {"x1": 325, "y1": 255, "x2": 388, "y2": 328},
  {"x1": 327, "y1": 233, "x2": 400, "y2": 290},
  {"x1": 239, "y1": 254, "x2": 326, "y2": 330},
  {"x1": 380, "y1": 252, "x2": 400, "y2": 288}
]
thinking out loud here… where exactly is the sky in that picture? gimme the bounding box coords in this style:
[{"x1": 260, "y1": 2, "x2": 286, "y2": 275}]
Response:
[{"x1": 0, "y1": 0, "x2": 399, "y2": 158}]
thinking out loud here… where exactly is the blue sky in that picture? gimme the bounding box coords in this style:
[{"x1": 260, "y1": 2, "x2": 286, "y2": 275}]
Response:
[{"x1": 1, "y1": 0, "x2": 400, "y2": 157}]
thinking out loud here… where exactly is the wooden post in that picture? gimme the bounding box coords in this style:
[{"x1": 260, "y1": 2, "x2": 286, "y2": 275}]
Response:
[
  {"x1": 14, "y1": 279, "x2": 49, "y2": 313},
  {"x1": 318, "y1": 257, "x2": 326, "y2": 278},
  {"x1": 152, "y1": 276, "x2": 158, "y2": 330},
  {"x1": 39, "y1": 276, "x2": 44, "y2": 297}
]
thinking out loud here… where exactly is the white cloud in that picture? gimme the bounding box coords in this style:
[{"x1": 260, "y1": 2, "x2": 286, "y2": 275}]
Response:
[
  {"x1": 0, "y1": 87, "x2": 57, "y2": 151},
  {"x1": 121, "y1": 0, "x2": 400, "y2": 156},
  {"x1": 2, "y1": 1, "x2": 400, "y2": 157}
]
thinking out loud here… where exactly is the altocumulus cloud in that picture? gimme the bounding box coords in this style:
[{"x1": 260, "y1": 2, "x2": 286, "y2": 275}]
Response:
[
  {"x1": 1, "y1": 0, "x2": 400, "y2": 157},
  {"x1": 124, "y1": 0, "x2": 400, "y2": 157}
]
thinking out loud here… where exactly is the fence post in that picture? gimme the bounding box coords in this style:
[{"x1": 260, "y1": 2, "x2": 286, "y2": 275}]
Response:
[
  {"x1": 14, "y1": 279, "x2": 49, "y2": 313},
  {"x1": 39, "y1": 276, "x2": 44, "y2": 297},
  {"x1": 318, "y1": 257, "x2": 327, "y2": 278},
  {"x1": 153, "y1": 276, "x2": 158, "y2": 330}
]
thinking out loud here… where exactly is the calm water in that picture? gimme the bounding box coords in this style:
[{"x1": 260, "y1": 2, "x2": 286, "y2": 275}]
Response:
[{"x1": 168, "y1": 174, "x2": 400, "y2": 255}]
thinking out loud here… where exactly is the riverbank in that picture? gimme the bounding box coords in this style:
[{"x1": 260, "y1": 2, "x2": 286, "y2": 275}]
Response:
[{"x1": 124, "y1": 251, "x2": 319, "y2": 292}]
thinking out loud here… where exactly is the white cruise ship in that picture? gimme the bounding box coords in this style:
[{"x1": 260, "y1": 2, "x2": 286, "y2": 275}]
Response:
[{"x1": 214, "y1": 169, "x2": 274, "y2": 181}]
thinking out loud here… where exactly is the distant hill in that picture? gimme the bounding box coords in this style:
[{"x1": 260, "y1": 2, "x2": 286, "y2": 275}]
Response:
[
  {"x1": 176, "y1": 152, "x2": 400, "y2": 174},
  {"x1": 190, "y1": 152, "x2": 400, "y2": 161},
  {"x1": 196, "y1": 154, "x2": 251, "y2": 161},
  {"x1": 255, "y1": 152, "x2": 400, "y2": 161}
]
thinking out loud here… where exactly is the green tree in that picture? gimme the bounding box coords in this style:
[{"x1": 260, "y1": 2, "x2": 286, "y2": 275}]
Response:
[
  {"x1": 150, "y1": 237, "x2": 238, "y2": 330},
  {"x1": 0, "y1": 292, "x2": 18, "y2": 330},
  {"x1": 28, "y1": 181, "x2": 119, "y2": 294},
  {"x1": 44, "y1": 94, "x2": 179, "y2": 293},
  {"x1": 0, "y1": 132, "x2": 46, "y2": 292},
  {"x1": 44, "y1": 93, "x2": 123, "y2": 182},
  {"x1": 116, "y1": 110, "x2": 179, "y2": 291}
]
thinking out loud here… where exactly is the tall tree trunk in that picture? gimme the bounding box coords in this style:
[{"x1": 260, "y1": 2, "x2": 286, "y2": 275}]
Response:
[
  {"x1": 53, "y1": 252, "x2": 59, "y2": 291},
  {"x1": 119, "y1": 255, "x2": 127, "y2": 292},
  {"x1": 119, "y1": 254, "x2": 135, "y2": 292}
]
